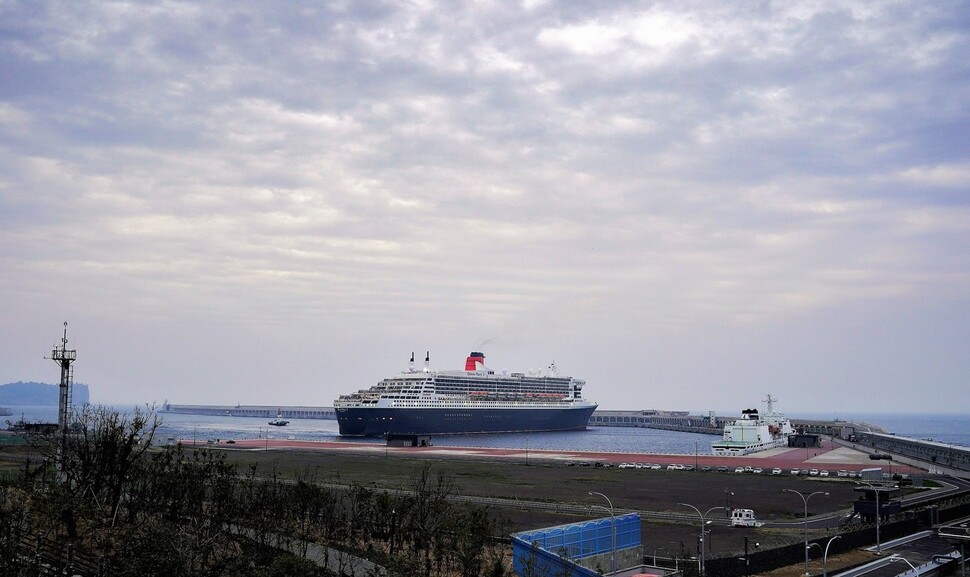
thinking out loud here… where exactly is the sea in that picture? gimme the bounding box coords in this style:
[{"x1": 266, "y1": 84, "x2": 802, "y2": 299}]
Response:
[{"x1": 4, "y1": 406, "x2": 968, "y2": 455}]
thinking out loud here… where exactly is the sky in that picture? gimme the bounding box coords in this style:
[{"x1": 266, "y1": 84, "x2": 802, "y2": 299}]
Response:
[{"x1": 1, "y1": 1, "x2": 968, "y2": 415}]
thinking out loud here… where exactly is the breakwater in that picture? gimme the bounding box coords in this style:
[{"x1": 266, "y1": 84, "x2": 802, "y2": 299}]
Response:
[
  {"x1": 162, "y1": 404, "x2": 883, "y2": 438},
  {"x1": 163, "y1": 404, "x2": 336, "y2": 420}
]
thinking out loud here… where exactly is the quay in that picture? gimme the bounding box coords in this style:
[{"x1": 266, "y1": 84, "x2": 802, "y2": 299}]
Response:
[
  {"x1": 163, "y1": 404, "x2": 969, "y2": 476},
  {"x1": 587, "y1": 409, "x2": 887, "y2": 437},
  {"x1": 856, "y1": 430, "x2": 970, "y2": 475}
]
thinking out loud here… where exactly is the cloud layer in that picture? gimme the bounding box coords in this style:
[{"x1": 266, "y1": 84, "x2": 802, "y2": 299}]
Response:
[{"x1": 2, "y1": 1, "x2": 968, "y2": 414}]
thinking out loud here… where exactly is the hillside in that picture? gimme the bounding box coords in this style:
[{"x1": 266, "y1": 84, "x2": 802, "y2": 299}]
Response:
[{"x1": 0, "y1": 381, "x2": 91, "y2": 405}]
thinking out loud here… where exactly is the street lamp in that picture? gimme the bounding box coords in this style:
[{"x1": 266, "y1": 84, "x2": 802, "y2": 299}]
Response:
[
  {"x1": 679, "y1": 503, "x2": 724, "y2": 576},
  {"x1": 857, "y1": 481, "x2": 882, "y2": 553},
  {"x1": 589, "y1": 491, "x2": 616, "y2": 574},
  {"x1": 740, "y1": 536, "x2": 759, "y2": 577},
  {"x1": 888, "y1": 554, "x2": 918, "y2": 571},
  {"x1": 823, "y1": 535, "x2": 841, "y2": 577},
  {"x1": 784, "y1": 489, "x2": 828, "y2": 577}
]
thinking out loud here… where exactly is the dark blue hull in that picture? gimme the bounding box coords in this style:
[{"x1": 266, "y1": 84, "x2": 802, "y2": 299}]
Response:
[{"x1": 336, "y1": 405, "x2": 597, "y2": 437}]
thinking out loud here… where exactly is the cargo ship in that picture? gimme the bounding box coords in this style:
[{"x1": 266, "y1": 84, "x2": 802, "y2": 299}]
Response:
[
  {"x1": 711, "y1": 394, "x2": 794, "y2": 456},
  {"x1": 334, "y1": 352, "x2": 597, "y2": 437}
]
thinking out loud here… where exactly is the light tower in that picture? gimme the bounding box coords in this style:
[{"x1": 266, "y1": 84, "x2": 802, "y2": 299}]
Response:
[{"x1": 49, "y1": 322, "x2": 77, "y2": 451}]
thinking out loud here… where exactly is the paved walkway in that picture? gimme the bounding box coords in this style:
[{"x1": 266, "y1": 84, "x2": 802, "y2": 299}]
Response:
[{"x1": 233, "y1": 525, "x2": 385, "y2": 576}]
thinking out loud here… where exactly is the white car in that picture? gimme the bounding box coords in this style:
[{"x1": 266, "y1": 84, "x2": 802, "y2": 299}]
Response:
[
  {"x1": 753, "y1": 467, "x2": 764, "y2": 474},
  {"x1": 772, "y1": 467, "x2": 783, "y2": 475},
  {"x1": 819, "y1": 470, "x2": 829, "y2": 477},
  {"x1": 735, "y1": 467, "x2": 745, "y2": 473},
  {"x1": 837, "y1": 470, "x2": 848, "y2": 478},
  {"x1": 791, "y1": 468, "x2": 801, "y2": 475},
  {"x1": 809, "y1": 469, "x2": 819, "y2": 476},
  {"x1": 651, "y1": 464, "x2": 661, "y2": 470}
]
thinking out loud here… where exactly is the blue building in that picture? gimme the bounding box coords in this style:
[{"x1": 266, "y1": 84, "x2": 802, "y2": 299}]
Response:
[{"x1": 512, "y1": 514, "x2": 669, "y2": 577}]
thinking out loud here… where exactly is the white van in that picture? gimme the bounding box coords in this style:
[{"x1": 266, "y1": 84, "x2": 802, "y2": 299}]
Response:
[{"x1": 731, "y1": 509, "x2": 763, "y2": 527}]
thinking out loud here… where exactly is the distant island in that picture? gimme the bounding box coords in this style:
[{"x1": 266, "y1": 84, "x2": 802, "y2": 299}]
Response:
[{"x1": 0, "y1": 381, "x2": 91, "y2": 406}]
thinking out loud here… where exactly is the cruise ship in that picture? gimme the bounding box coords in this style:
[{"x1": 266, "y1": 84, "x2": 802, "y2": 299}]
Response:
[
  {"x1": 711, "y1": 394, "x2": 794, "y2": 456},
  {"x1": 334, "y1": 352, "x2": 597, "y2": 437}
]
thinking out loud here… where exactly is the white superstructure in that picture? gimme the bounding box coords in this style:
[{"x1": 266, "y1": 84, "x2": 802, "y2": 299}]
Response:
[
  {"x1": 712, "y1": 394, "x2": 794, "y2": 456},
  {"x1": 334, "y1": 352, "x2": 598, "y2": 436}
]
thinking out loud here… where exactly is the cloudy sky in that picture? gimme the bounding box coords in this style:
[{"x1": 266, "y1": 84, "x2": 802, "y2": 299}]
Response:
[{"x1": 2, "y1": 1, "x2": 968, "y2": 415}]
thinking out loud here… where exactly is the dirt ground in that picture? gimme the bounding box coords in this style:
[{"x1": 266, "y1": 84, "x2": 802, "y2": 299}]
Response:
[{"x1": 222, "y1": 447, "x2": 866, "y2": 559}]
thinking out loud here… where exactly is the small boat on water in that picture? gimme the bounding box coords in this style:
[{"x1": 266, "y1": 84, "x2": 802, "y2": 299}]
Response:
[{"x1": 268, "y1": 409, "x2": 289, "y2": 427}]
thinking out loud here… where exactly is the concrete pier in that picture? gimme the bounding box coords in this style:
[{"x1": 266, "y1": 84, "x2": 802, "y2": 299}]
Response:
[{"x1": 162, "y1": 404, "x2": 336, "y2": 420}]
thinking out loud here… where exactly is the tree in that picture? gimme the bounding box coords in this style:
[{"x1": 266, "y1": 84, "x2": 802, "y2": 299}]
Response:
[{"x1": 54, "y1": 404, "x2": 159, "y2": 524}]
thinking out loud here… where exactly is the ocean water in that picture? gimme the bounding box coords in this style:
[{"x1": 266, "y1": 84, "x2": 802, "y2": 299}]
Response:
[{"x1": 5, "y1": 406, "x2": 968, "y2": 454}]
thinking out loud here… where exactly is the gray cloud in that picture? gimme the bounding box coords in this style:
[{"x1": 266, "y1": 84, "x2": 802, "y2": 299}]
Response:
[{"x1": 1, "y1": 1, "x2": 968, "y2": 414}]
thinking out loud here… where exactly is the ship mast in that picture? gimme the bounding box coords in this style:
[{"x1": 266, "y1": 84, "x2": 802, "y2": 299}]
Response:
[{"x1": 763, "y1": 393, "x2": 777, "y2": 415}]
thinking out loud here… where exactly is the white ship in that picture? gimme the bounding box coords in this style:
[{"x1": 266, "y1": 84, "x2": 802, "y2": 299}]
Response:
[
  {"x1": 335, "y1": 351, "x2": 597, "y2": 437},
  {"x1": 712, "y1": 394, "x2": 794, "y2": 456}
]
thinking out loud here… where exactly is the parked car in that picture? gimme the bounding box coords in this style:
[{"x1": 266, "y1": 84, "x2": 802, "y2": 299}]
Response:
[
  {"x1": 735, "y1": 467, "x2": 745, "y2": 473},
  {"x1": 772, "y1": 467, "x2": 783, "y2": 475},
  {"x1": 819, "y1": 470, "x2": 829, "y2": 477},
  {"x1": 809, "y1": 469, "x2": 819, "y2": 476},
  {"x1": 837, "y1": 470, "x2": 848, "y2": 477},
  {"x1": 701, "y1": 466, "x2": 712, "y2": 472},
  {"x1": 717, "y1": 466, "x2": 728, "y2": 473},
  {"x1": 790, "y1": 468, "x2": 801, "y2": 475},
  {"x1": 753, "y1": 467, "x2": 764, "y2": 474}
]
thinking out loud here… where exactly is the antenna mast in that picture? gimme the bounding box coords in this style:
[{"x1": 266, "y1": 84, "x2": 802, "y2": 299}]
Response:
[
  {"x1": 50, "y1": 322, "x2": 77, "y2": 458},
  {"x1": 763, "y1": 393, "x2": 777, "y2": 415}
]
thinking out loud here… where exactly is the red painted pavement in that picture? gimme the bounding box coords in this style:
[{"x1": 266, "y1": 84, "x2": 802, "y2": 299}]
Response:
[{"x1": 182, "y1": 436, "x2": 921, "y2": 474}]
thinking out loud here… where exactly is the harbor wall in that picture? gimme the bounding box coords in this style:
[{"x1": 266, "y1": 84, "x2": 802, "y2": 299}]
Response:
[
  {"x1": 588, "y1": 409, "x2": 887, "y2": 439},
  {"x1": 163, "y1": 404, "x2": 336, "y2": 420},
  {"x1": 855, "y1": 431, "x2": 970, "y2": 474}
]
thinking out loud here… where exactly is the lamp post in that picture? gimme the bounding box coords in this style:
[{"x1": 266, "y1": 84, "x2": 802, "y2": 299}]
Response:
[
  {"x1": 589, "y1": 491, "x2": 616, "y2": 574},
  {"x1": 679, "y1": 503, "x2": 724, "y2": 576},
  {"x1": 784, "y1": 489, "x2": 828, "y2": 577},
  {"x1": 808, "y1": 542, "x2": 821, "y2": 572},
  {"x1": 741, "y1": 536, "x2": 759, "y2": 577},
  {"x1": 888, "y1": 555, "x2": 918, "y2": 571},
  {"x1": 725, "y1": 489, "x2": 734, "y2": 518},
  {"x1": 857, "y1": 481, "x2": 882, "y2": 553},
  {"x1": 823, "y1": 535, "x2": 841, "y2": 577}
]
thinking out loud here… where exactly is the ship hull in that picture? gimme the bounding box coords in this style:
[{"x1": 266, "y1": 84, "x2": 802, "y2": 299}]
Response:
[{"x1": 336, "y1": 405, "x2": 597, "y2": 437}]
